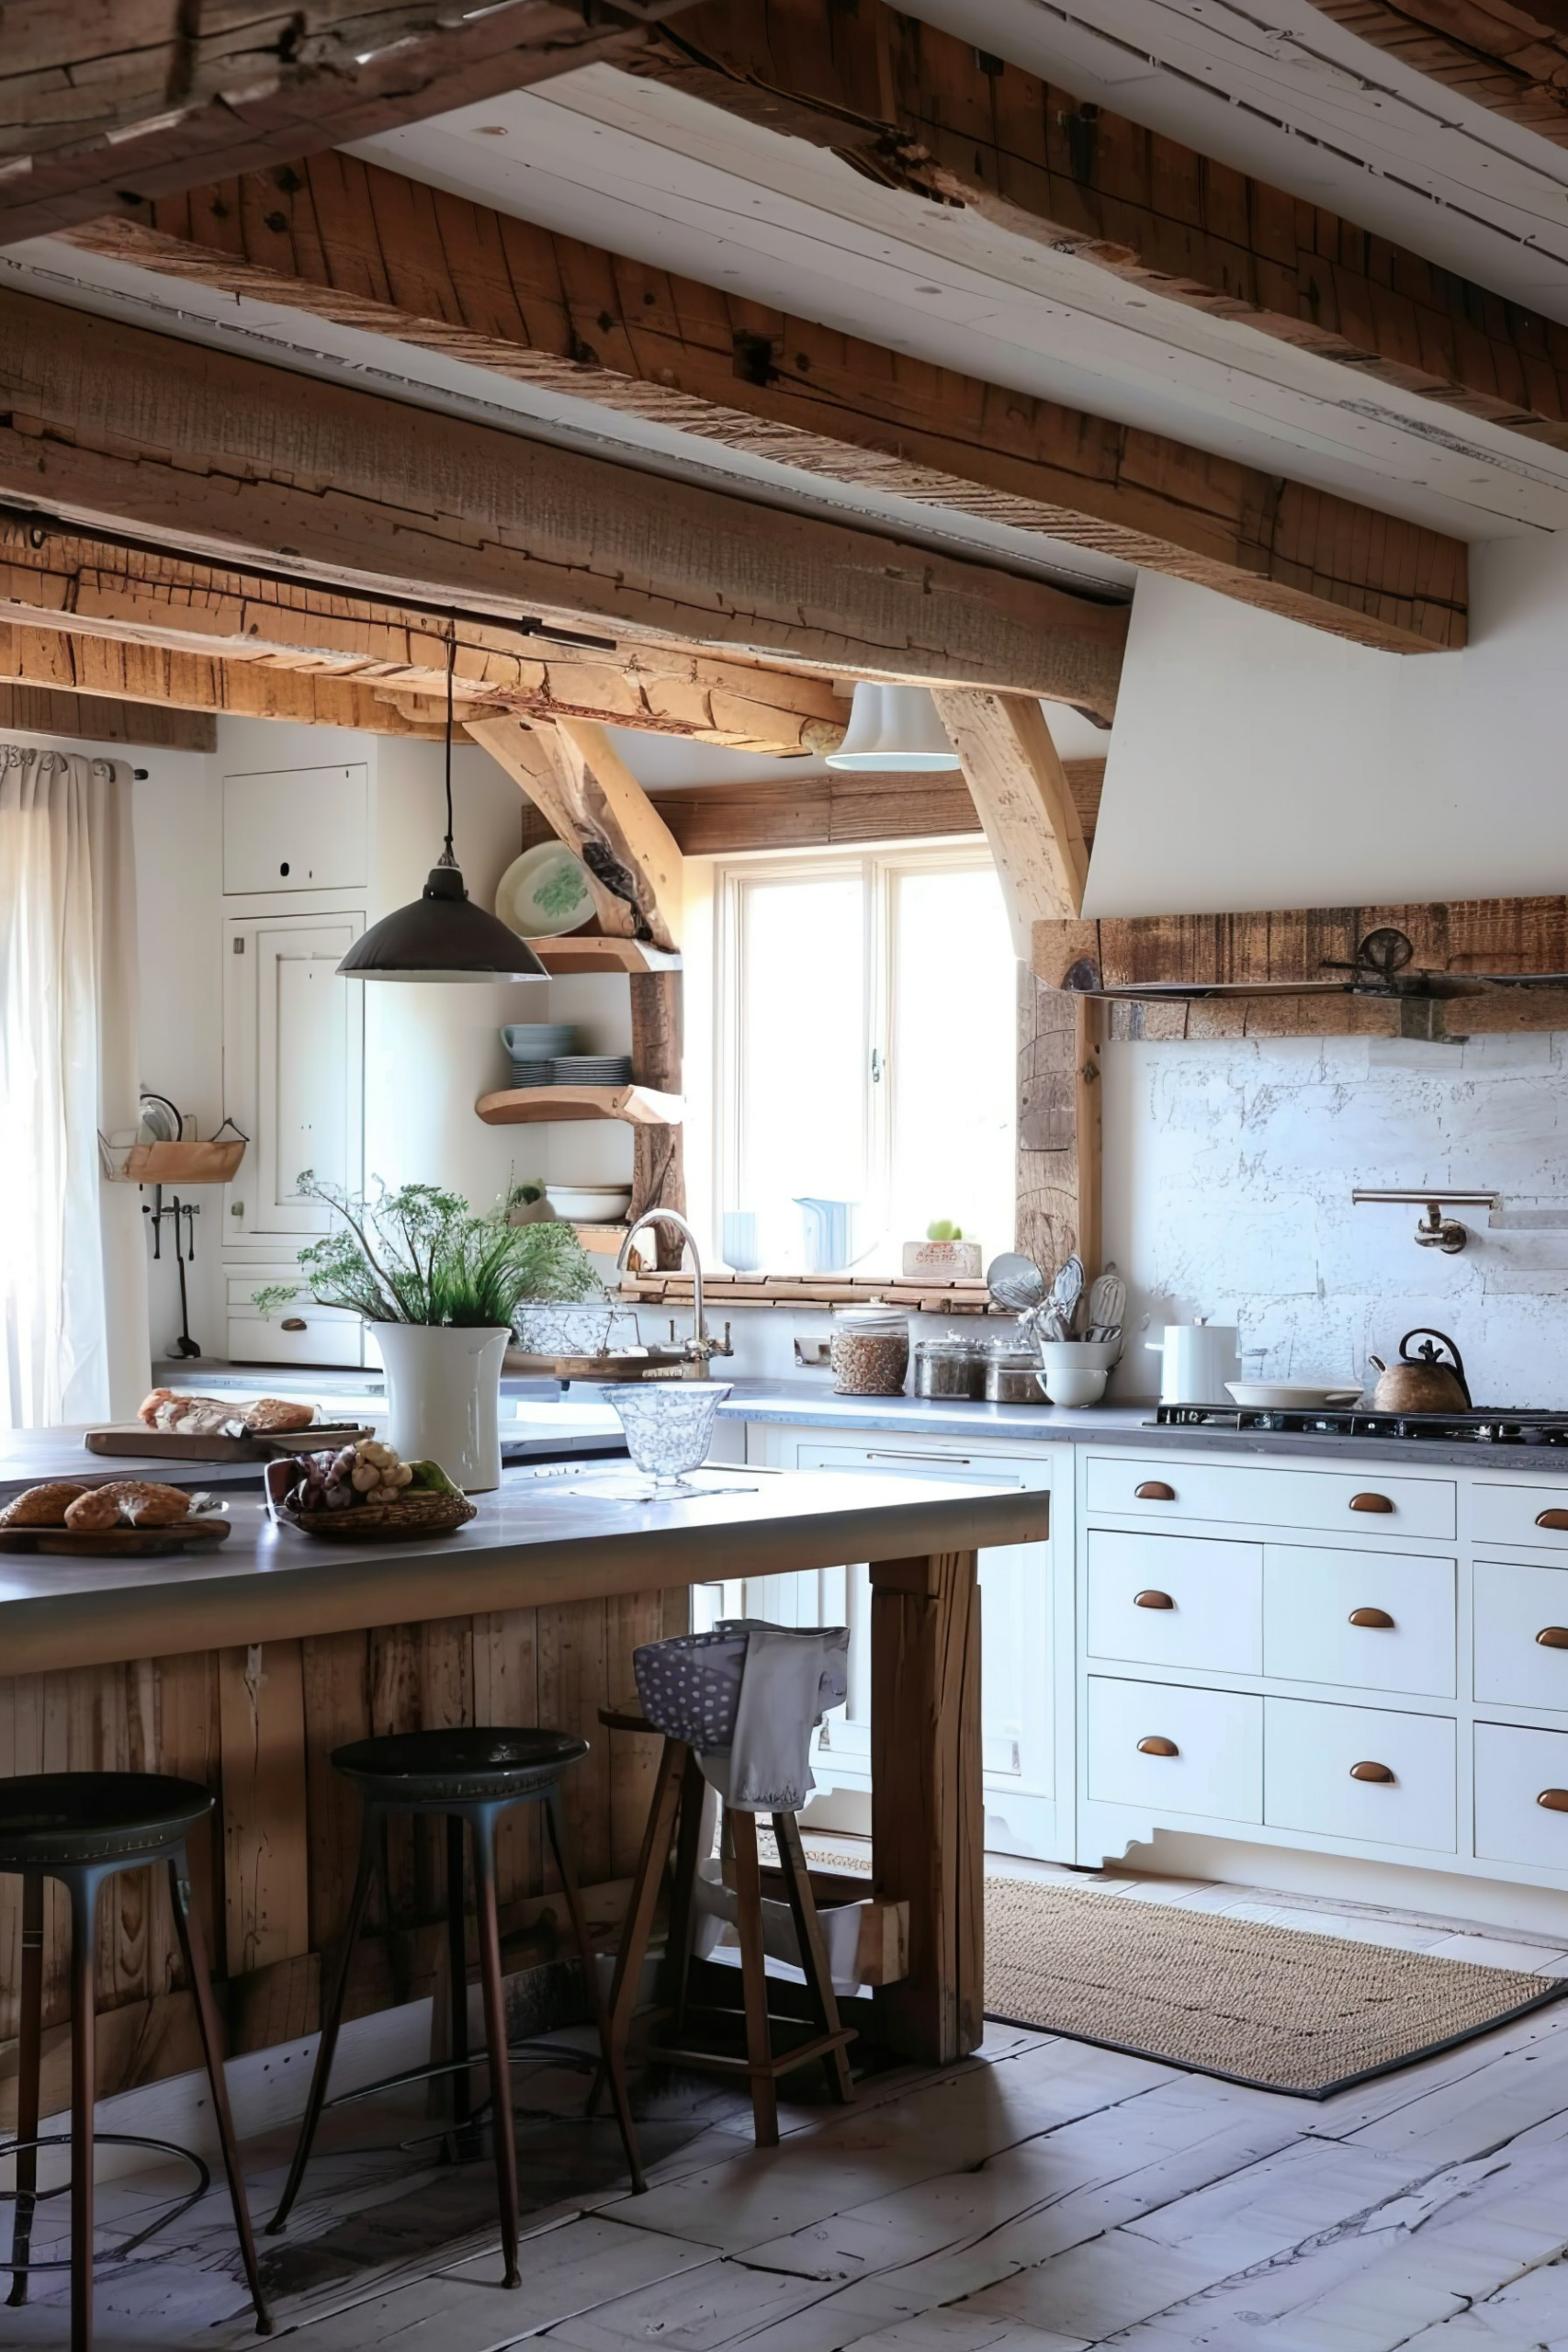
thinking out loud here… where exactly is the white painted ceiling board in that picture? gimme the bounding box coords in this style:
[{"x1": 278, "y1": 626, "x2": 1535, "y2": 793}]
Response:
[{"x1": 1086, "y1": 539, "x2": 1568, "y2": 915}]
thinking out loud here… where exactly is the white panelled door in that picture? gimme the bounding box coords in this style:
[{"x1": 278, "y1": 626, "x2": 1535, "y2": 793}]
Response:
[{"x1": 224, "y1": 913, "x2": 364, "y2": 1239}]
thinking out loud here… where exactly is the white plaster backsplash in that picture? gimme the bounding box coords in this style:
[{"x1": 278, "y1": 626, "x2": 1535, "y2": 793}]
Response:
[{"x1": 1101, "y1": 1034, "x2": 1568, "y2": 1408}]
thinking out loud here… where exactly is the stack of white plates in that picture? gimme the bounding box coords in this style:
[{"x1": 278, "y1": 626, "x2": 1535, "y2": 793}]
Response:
[
  {"x1": 552, "y1": 1054, "x2": 633, "y2": 1087},
  {"x1": 502, "y1": 1023, "x2": 577, "y2": 1091}
]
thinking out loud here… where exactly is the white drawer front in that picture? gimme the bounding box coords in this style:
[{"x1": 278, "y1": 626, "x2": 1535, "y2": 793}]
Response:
[
  {"x1": 1264, "y1": 1545, "x2": 1456, "y2": 1698},
  {"x1": 1087, "y1": 1677, "x2": 1262, "y2": 1821},
  {"x1": 226, "y1": 1309, "x2": 365, "y2": 1368},
  {"x1": 1475, "y1": 1722, "x2": 1568, "y2": 1871},
  {"x1": 1085, "y1": 1455, "x2": 1454, "y2": 1540},
  {"x1": 1474, "y1": 1560, "x2": 1568, "y2": 1711},
  {"x1": 1472, "y1": 1482, "x2": 1568, "y2": 1552},
  {"x1": 1264, "y1": 1698, "x2": 1455, "y2": 1852},
  {"x1": 1087, "y1": 1531, "x2": 1261, "y2": 1675}
]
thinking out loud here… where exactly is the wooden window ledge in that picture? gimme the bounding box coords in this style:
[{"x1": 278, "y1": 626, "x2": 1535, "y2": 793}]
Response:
[{"x1": 615, "y1": 1274, "x2": 1001, "y2": 1313}]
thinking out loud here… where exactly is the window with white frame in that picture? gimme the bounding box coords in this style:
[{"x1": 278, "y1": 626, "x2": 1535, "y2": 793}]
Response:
[{"x1": 712, "y1": 844, "x2": 1016, "y2": 1274}]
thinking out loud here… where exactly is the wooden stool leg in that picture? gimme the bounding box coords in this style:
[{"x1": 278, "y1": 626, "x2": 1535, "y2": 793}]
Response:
[
  {"x1": 591, "y1": 1737, "x2": 683, "y2": 2118},
  {"x1": 664, "y1": 1753, "x2": 709, "y2": 2043},
  {"x1": 727, "y1": 1810, "x2": 778, "y2": 2149},
  {"x1": 544, "y1": 1790, "x2": 646, "y2": 2194},
  {"x1": 444, "y1": 1815, "x2": 476, "y2": 2157},
  {"x1": 472, "y1": 1815, "x2": 521, "y2": 2288},
  {"x1": 268, "y1": 1807, "x2": 377, "y2": 2234},
  {"x1": 67, "y1": 1873, "x2": 96, "y2": 2352},
  {"x1": 168, "y1": 1850, "x2": 273, "y2": 2335},
  {"x1": 773, "y1": 1814, "x2": 854, "y2": 2105},
  {"x1": 6, "y1": 1873, "x2": 44, "y2": 2309}
]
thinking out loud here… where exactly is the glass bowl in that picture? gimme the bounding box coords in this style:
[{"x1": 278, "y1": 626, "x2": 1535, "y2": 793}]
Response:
[{"x1": 601, "y1": 1382, "x2": 732, "y2": 1496}]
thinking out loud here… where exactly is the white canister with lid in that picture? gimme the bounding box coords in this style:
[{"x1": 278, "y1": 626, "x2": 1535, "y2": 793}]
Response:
[
  {"x1": 1145, "y1": 1318, "x2": 1240, "y2": 1406},
  {"x1": 829, "y1": 1304, "x2": 910, "y2": 1396}
]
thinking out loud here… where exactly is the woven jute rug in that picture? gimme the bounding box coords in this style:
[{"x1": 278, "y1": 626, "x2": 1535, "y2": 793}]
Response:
[{"x1": 985, "y1": 1878, "x2": 1568, "y2": 2098}]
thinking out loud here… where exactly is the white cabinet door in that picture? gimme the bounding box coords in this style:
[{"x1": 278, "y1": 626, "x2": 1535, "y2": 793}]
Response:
[
  {"x1": 224, "y1": 913, "x2": 364, "y2": 1241},
  {"x1": 737, "y1": 1434, "x2": 1055, "y2": 1853},
  {"x1": 223, "y1": 764, "x2": 368, "y2": 893}
]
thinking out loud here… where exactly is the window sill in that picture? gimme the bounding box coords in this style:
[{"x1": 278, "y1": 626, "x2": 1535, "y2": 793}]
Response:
[{"x1": 615, "y1": 1273, "x2": 1000, "y2": 1314}]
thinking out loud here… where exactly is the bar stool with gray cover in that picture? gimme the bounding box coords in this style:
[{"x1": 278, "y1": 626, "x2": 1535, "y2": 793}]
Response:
[
  {"x1": 266, "y1": 1725, "x2": 643, "y2": 2290},
  {"x1": 0, "y1": 1770, "x2": 271, "y2": 2352}
]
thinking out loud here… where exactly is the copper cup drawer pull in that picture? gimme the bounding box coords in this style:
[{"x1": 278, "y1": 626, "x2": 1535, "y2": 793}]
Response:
[
  {"x1": 1134, "y1": 1589, "x2": 1175, "y2": 1611},
  {"x1": 279, "y1": 1316, "x2": 308, "y2": 1332},
  {"x1": 1536, "y1": 1510, "x2": 1568, "y2": 1531},
  {"x1": 1137, "y1": 1736, "x2": 1179, "y2": 1758},
  {"x1": 1348, "y1": 1607, "x2": 1394, "y2": 1630},
  {"x1": 1348, "y1": 1492, "x2": 1394, "y2": 1514},
  {"x1": 1536, "y1": 1627, "x2": 1568, "y2": 1650},
  {"x1": 1538, "y1": 1789, "x2": 1568, "y2": 1814},
  {"x1": 1349, "y1": 1760, "x2": 1395, "y2": 1783},
  {"x1": 1134, "y1": 1481, "x2": 1176, "y2": 1502}
]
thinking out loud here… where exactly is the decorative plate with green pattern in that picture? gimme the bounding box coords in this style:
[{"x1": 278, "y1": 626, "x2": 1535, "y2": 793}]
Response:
[{"x1": 495, "y1": 842, "x2": 594, "y2": 939}]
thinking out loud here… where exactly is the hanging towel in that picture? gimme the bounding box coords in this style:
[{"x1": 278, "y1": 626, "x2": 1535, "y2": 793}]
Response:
[{"x1": 634, "y1": 1618, "x2": 849, "y2": 1813}]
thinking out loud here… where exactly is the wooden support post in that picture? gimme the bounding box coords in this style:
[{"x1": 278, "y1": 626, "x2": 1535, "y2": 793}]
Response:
[
  {"x1": 1018, "y1": 976, "x2": 1101, "y2": 1281},
  {"x1": 628, "y1": 968, "x2": 686, "y2": 1265},
  {"x1": 868, "y1": 1550, "x2": 983, "y2": 2064}
]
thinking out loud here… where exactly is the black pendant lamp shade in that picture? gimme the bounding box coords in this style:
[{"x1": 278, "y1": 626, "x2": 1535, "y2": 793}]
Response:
[
  {"x1": 338, "y1": 616, "x2": 547, "y2": 984},
  {"x1": 338, "y1": 858, "x2": 547, "y2": 982}
]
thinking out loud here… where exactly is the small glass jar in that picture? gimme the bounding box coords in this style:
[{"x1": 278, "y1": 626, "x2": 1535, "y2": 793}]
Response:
[
  {"x1": 984, "y1": 1342, "x2": 1048, "y2": 1404},
  {"x1": 829, "y1": 1305, "x2": 911, "y2": 1396},
  {"x1": 912, "y1": 1332, "x2": 987, "y2": 1400}
]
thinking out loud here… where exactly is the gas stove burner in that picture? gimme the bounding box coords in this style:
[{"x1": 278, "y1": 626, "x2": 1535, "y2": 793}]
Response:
[{"x1": 1152, "y1": 1405, "x2": 1568, "y2": 1443}]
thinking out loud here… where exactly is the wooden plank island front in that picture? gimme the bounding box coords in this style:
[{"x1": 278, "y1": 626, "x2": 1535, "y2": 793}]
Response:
[{"x1": 0, "y1": 1469, "x2": 1047, "y2": 2130}]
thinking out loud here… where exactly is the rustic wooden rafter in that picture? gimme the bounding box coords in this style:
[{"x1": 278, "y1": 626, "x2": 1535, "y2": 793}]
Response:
[
  {"x1": 0, "y1": 525, "x2": 851, "y2": 753},
  {"x1": 1310, "y1": 0, "x2": 1568, "y2": 149},
  {"x1": 626, "y1": 0, "x2": 1568, "y2": 452},
  {"x1": 0, "y1": 682, "x2": 215, "y2": 752},
  {"x1": 66, "y1": 153, "x2": 1469, "y2": 652},
  {"x1": 931, "y1": 692, "x2": 1089, "y2": 946},
  {"x1": 0, "y1": 1, "x2": 700, "y2": 246},
  {"x1": 0, "y1": 290, "x2": 1128, "y2": 716}
]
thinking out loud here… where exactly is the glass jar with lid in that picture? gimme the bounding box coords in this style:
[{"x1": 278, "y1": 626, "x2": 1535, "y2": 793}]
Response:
[
  {"x1": 983, "y1": 1340, "x2": 1048, "y2": 1405},
  {"x1": 829, "y1": 1304, "x2": 910, "y2": 1396},
  {"x1": 911, "y1": 1330, "x2": 988, "y2": 1400}
]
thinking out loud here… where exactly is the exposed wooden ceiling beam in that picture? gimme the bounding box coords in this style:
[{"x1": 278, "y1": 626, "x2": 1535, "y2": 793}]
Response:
[
  {"x1": 468, "y1": 714, "x2": 684, "y2": 949},
  {"x1": 0, "y1": 681, "x2": 215, "y2": 753},
  {"x1": 0, "y1": 289, "x2": 1127, "y2": 718},
  {"x1": 931, "y1": 692, "x2": 1089, "y2": 948},
  {"x1": 1309, "y1": 0, "x2": 1568, "y2": 150},
  {"x1": 0, "y1": 521, "x2": 849, "y2": 753},
  {"x1": 516, "y1": 763, "x2": 1107, "y2": 858},
  {"x1": 67, "y1": 154, "x2": 1467, "y2": 654},
  {"x1": 0, "y1": 2, "x2": 700, "y2": 247},
  {"x1": 624, "y1": 0, "x2": 1568, "y2": 454}
]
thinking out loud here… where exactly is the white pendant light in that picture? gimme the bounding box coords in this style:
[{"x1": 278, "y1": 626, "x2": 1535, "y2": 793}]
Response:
[{"x1": 826, "y1": 682, "x2": 961, "y2": 772}]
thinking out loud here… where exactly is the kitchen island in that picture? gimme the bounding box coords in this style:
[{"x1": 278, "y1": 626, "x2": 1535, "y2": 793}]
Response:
[{"x1": 0, "y1": 1467, "x2": 1045, "y2": 2134}]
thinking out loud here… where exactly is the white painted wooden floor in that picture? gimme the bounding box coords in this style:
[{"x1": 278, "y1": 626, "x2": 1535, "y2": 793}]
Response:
[{"x1": 6, "y1": 1863, "x2": 1568, "y2": 2351}]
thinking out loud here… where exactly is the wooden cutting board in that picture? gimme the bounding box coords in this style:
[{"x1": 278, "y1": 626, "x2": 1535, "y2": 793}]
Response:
[
  {"x1": 85, "y1": 1422, "x2": 371, "y2": 1462},
  {"x1": 0, "y1": 1517, "x2": 233, "y2": 1556}
]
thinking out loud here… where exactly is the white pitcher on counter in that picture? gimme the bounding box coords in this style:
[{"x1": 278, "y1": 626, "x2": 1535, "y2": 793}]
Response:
[{"x1": 1145, "y1": 1318, "x2": 1241, "y2": 1406}]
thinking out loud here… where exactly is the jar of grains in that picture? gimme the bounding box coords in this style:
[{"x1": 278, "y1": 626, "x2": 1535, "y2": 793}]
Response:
[
  {"x1": 829, "y1": 1305, "x2": 911, "y2": 1396},
  {"x1": 911, "y1": 1332, "x2": 988, "y2": 1401}
]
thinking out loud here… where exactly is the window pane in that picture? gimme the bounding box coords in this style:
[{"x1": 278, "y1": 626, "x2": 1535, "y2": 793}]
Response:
[
  {"x1": 734, "y1": 871, "x2": 866, "y2": 1261},
  {"x1": 886, "y1": 864, "x2": 1015, "y2": 1264}
]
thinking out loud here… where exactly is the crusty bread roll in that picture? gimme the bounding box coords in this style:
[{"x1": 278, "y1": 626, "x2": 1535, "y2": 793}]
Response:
[
  {"x1": 63, "y1": 1481, "x2": 192, "y2": 1532},
  {"x1": 0, "y1": 1483, "x2": 86, "y2": 1528},
  {"x1": 239, "y1": 1398, "x2": 316, "y2": 1433}
]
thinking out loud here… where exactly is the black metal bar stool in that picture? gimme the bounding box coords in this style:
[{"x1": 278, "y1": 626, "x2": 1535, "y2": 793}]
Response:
[
  {"x1": 267, "y1": 1726, "x2": 644, "y2": 2290},
  {"x1": 0, "y1": 1771, "x2": 271, "y2": 2351}
]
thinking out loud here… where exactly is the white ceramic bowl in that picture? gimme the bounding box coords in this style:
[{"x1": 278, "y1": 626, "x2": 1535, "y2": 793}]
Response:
[
  {"x1": 1036, "y1": 1338, "x2": 1122, "y2": 1373},
  {"x1": 1224, "y1": 1381, "x2": 1362, "y2": 1409},
  {"x1": 544, "y1": 1184, "x2": 633, "y2": 1223},
  {"x1": 1042, "y1": 1366, "x2": 1107, "y2": 1408}
]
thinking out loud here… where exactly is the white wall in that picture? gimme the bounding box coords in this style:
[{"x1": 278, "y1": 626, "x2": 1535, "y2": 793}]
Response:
[
  {"x1": 1101, "y1": 1029, "x2": 1568, "y2": 1408},
  {"x1": 1088, "y1": 537, "x2": 1568, "y2": 915}
]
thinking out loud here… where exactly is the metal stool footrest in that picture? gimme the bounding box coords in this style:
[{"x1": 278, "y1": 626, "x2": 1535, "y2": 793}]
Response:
[{"x1": 1, "y1": 2130, "x2": 211, "y2": 2278}]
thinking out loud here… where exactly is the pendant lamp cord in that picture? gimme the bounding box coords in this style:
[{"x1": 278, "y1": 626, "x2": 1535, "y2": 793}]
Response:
[{"x1": 442, "y1": 618, "x2": 457, "y2": 865}]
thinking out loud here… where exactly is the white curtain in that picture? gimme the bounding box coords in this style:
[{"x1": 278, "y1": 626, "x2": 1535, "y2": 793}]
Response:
[{"x1": 0, "y1": 745, "x2": 148, "y2": 1427}]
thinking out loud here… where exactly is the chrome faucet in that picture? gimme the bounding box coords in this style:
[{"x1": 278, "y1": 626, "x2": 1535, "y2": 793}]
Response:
[{"x1": 615, "y1": 1208, "x2": 733, "y2": 1377}]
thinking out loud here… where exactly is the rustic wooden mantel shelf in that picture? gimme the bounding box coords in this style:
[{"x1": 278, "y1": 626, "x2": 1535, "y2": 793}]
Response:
[
  {"x1": 476, "y1": 1084, "x2": 684, "y2": 1128},
  {"x1": 525, "y1": 936, "x2": 682, "y2": 975}
]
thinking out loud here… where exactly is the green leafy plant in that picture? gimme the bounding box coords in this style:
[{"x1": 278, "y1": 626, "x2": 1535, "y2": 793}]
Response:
[{"x1": 254, "y1": 1172, "x2": 601, "y2": 1328}]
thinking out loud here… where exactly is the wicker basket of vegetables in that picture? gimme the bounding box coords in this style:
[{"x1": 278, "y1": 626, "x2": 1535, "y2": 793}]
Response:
[{"x1": 265, "y1": 1439, "x2": 477, "y2": 1541}]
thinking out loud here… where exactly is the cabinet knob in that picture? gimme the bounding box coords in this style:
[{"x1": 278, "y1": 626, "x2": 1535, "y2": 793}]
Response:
[
  {"x1": 1538, "y1": 1789, "x2": 1568, "y2": 1813},
  {"x1": 1536, "y1": 1510, "x2": 1568, "y2": 1531},
  {"x1": 1536, "y1": 1627, "x2": 1568, "y2": 1650},
  {"x1": 1134, "y1": 1589, "x2": 1175, "y2": 1611},
  {"x1": 1348, "y1": 1607, "x2": 1394, "y2": 1629},
  {"x1": 1349, "y1": 1760, "x2": 1395, "y2": 1783},
  {"x1": 279, "y1": 1317, "x2": 307, "y2": 1333},
  {"x1": 1134, "y1": 1481, "x2": 1176, "y2": 1502},
  {"x1": 1136, "y1": 1736, "x2": 1179, "y2": 1757},
  {"x1": 1348, "y1": 1493, "x2": 1394, "y2": 1514}
]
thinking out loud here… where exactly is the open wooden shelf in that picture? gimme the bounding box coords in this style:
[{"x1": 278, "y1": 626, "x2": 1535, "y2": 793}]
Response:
[
  {"x1": 616, "y1": 1272, "x2": 999, "y2": 1312},
  {"x1": 527, "y1": 935, "x2": 682, "y2": 975},
  {"x1": 476, "y1": 1083, "x2": 683, "y2": 1128}
]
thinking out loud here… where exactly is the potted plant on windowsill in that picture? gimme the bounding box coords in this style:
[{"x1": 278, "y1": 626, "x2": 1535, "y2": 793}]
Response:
[{"x1": 254, "y1": 1173, "x2": 600, "y2": 1491}]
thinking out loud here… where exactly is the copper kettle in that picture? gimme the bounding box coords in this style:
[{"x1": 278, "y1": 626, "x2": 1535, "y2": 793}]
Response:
[{"x1": 1368, "y1": 1328, "x2": 1471, "y2": 1414}]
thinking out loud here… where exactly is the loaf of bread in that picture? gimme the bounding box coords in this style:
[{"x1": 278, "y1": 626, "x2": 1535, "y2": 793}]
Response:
[
  {"x1": 238, "y1": 1398, "x2": 316, "y2": 1434},
  {"x1": 0, "y1": 1482, "x2": 86, "y2": 1528},
  {"x1": 63, "y1": 1481, "x2": 192, "y2": 1532},
  {"x1": 137, "y1": 1389, "x2": 315, "y2": 1436}
]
